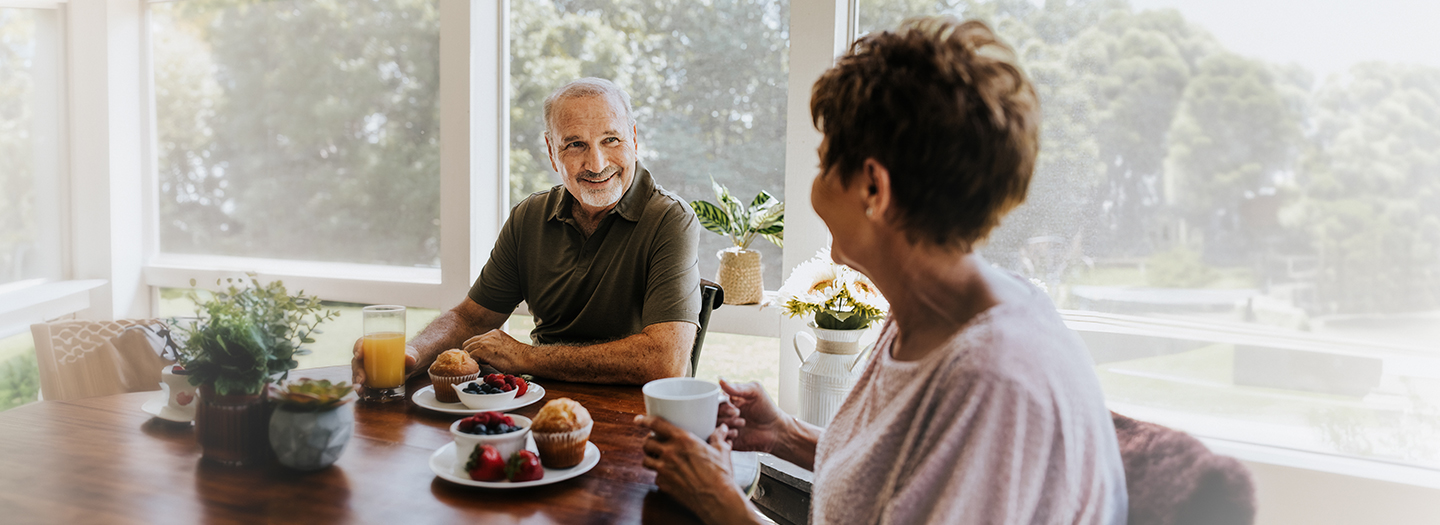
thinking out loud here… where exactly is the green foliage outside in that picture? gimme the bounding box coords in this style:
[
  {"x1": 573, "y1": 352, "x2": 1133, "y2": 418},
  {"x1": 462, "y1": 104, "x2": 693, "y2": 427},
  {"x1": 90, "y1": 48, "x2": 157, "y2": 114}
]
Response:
[
  {"x1": 0, "y1": 353, "x2": 39, "y2": 411},
  {"x1": 1145, "y1": 247, "x2": 1218, "y2": 288},
  {"x1": 857, "y1": 0, "x2": 1438, "y2": 315}
]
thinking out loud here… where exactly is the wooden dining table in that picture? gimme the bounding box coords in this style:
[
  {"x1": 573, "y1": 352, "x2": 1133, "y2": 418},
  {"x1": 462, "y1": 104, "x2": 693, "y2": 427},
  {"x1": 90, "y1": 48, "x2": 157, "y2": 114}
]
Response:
[{"x1": 0, "y1": 365, "x2": 711, "y2": 524}]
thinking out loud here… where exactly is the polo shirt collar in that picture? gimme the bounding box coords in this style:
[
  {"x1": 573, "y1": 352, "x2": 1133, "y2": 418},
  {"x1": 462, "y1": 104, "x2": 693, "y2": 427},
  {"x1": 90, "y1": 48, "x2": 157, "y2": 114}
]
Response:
[{"x1": 549, "y1": 161, "x2": 654, "y2": 223}]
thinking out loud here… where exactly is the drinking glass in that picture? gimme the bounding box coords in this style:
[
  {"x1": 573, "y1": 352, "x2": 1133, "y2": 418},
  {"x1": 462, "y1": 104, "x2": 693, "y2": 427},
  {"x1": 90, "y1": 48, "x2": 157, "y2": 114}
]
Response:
[{"x1": 361, "y1": 305, "x2": 407, "y2": 402}]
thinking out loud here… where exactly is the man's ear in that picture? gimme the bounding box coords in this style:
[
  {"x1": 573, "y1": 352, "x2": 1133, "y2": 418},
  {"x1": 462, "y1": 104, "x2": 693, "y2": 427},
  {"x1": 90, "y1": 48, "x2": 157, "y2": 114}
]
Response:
[
  {"x1": 861, "y1": 158, "x2": 893, "y2": 222},
  {"x1": 544, "y1": 135, "x2": 560, "y2": 173},
  {"x1": 631, "y1": 124, "x2": 640, "y2": 154}
]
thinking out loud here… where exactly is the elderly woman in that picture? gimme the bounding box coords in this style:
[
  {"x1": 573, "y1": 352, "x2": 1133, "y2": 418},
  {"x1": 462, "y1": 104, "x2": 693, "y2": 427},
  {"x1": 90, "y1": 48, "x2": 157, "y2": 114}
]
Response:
[{"x1": 635, "y1": 16, "x2": 1127, "y2": 525}]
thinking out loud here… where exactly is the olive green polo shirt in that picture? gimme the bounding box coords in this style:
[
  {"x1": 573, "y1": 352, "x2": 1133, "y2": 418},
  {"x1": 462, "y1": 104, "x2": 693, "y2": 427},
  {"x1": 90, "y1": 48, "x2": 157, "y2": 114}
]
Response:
[{"x1": 469, "y1": 163, "x2": 701, "y2": 345}]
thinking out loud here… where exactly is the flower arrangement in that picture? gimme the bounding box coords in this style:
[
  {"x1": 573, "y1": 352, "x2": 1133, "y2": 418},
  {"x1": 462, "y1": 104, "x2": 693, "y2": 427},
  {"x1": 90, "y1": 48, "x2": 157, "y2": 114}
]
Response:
[{"x1": 777, "y1": 250, "x2": 889, "y2": 330}]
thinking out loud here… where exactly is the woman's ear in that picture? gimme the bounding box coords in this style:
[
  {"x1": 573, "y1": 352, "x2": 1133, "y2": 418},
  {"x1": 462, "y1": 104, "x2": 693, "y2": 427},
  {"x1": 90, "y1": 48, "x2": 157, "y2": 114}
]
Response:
[{"x1": 861, "y1": 158, "x2": 892, "y2": 222}]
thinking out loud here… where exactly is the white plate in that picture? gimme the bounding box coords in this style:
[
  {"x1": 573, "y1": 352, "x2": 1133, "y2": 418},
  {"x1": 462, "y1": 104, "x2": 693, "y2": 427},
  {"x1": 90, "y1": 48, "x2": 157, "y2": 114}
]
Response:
[
  {"x1": 141, "y1": 395, "x2": 194, "y2": 423},
  {"x1": 412, "y1": 383, "x2": 546, "y2": 415},
  {"x1": 429, "y1": 438, "x2": 600, "y2": 488}
]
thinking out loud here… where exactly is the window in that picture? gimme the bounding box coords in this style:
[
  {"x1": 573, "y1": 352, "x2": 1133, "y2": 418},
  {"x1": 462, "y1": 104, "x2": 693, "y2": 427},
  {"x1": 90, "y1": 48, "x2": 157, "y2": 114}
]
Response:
[
  {"x1": 0, "y1": 6, "x2": 64, "y2": 287},
  {"x1": 858, "y1": 1, "x2": 1440, "y2": 468},
  {"x1": 507, "y1": 0, "x2": 791, "y2": 286},
  {"x1": 150, "y1": 0, "x2": 441, "y2": 268}
]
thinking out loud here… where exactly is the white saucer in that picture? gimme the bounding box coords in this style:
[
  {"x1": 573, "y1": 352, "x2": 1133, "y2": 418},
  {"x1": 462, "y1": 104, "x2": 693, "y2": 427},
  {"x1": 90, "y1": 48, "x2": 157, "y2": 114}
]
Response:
[
  {"x1": 412, "y1": 383, "x2": 546, "y2": 415},
  {"x1": 141, "y1": 395, "x2": 195, "y2": 423},
  {"x1": 430, "y1": 438, "x2": 600, "y2": 488}
]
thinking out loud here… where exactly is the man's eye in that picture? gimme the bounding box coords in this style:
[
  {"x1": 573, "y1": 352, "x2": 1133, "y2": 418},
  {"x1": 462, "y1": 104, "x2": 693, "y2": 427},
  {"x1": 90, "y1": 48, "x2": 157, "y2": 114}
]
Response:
[
  {"x1": 567, "y1": 142, "x2": 584, "y2": 149},
  {"x1": 603, "y1": 137, "x2": 619, "y2": 144}
]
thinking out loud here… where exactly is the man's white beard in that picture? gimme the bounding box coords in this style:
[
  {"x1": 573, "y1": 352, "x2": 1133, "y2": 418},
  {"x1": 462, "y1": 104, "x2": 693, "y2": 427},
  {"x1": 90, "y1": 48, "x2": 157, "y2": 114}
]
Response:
[{"x1": 575, "y1": 165, "x2": 622, "y2": 208}]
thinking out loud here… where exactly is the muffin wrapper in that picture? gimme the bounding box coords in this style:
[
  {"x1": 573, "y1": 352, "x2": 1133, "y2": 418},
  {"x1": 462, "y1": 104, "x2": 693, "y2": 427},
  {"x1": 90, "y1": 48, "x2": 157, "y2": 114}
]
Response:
[
  {"x1": 429, "y1": 371, "x2": 480, "y2": 404},
  {"x1": 532, "y1": 421, "x2": 593, "y2": 469}
]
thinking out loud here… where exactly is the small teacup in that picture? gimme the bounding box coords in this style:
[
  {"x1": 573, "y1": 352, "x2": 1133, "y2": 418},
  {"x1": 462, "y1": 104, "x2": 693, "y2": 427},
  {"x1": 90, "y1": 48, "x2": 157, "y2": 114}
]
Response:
[
  {"x1": 159, "y1": 365, "x2": 199, "y2": 416},
  {"x1": 643, "y1": 378, "x2": 728, "y2": 439}
]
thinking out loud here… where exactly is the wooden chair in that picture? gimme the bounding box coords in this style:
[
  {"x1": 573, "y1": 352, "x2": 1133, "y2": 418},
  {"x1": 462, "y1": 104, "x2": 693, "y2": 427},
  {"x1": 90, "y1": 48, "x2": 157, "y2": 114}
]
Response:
[
  {"x1": 688, "y1": 279, "x2": 724, "y2": 377},
  {"x1": 1112, "y1": 411, "x2": 1257, "y2": 525},
  {"x1": 31, "y1": 319, "x2": 175, "y2": 401}
]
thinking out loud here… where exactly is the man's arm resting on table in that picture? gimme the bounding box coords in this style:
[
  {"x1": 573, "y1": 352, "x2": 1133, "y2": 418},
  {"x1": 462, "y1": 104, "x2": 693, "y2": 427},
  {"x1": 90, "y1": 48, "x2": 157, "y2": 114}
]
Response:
[
  {"x1": 406, "y1": 297, "x2": 510, "y2": 377},
  {"x1": 469, "y1": 321, "x2": 695, "y2": 385}
]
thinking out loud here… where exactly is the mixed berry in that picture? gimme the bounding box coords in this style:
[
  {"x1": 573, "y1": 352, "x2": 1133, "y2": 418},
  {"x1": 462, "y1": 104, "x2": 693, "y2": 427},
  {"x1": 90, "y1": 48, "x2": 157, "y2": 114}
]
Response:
[
  {"x1": 457, "y1": 411, "x2": 522, "y2": 435},
  {"x1": 463, "y1": 373, "x2": 528, "y2": 396}
]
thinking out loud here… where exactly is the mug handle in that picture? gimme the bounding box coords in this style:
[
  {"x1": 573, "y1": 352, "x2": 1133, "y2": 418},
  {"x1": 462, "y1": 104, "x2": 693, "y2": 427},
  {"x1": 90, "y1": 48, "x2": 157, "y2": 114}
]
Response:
[{"x1": 793, "y1": 331, "x2": 816, "y2": 362}]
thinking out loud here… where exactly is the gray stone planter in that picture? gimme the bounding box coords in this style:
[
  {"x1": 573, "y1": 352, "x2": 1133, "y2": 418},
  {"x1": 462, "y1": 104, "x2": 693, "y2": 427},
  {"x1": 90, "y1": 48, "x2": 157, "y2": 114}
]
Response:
[{"x1": 268, "y1": 404, "x2": 354, "y2": 471}]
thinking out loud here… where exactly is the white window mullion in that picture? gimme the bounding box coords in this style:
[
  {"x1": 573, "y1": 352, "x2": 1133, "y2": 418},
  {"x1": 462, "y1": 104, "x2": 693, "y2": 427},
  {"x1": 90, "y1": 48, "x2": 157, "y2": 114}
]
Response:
[
  {"x1": 779, "y1": 0, "x2": 850, "y2": 414},
  {"x1": 68, "y1": 0, "x2": 148, "y2": 320}
]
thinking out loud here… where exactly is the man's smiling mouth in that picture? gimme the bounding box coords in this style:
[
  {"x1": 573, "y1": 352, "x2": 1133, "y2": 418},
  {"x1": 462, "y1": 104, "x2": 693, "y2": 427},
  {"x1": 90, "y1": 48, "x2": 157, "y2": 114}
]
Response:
[{"x1": 579, "y1": 166, "x2": 619, "y2": 186}]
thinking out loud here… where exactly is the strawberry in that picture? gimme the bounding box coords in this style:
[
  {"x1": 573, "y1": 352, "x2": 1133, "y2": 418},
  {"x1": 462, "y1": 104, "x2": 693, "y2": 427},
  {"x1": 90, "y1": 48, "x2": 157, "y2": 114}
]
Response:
[
  {"x1": 506, "y1": 450, "x2": 543, "y2": 482},
  {"x1": 458, "y1": 416, "x2": 477, "y2": 433},
  {"x1": 466, "y1": 445, "x2": 506, "y2": 482},
  {"x1": 514, "y1": 376, "x2": 528, "y2": 397},
  {"x1": 500, "y1": 414, "x2": 514, "y2": 426}
]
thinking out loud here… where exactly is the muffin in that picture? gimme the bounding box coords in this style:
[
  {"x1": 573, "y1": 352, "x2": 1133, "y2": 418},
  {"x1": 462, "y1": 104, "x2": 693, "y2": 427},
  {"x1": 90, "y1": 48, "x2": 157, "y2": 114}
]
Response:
[
  {"x1": 530, "y1": 398, "x2": 593, "y2": 468},
  {"x1": 428, "y1": 349, "x2": 480, "y2": 403}
]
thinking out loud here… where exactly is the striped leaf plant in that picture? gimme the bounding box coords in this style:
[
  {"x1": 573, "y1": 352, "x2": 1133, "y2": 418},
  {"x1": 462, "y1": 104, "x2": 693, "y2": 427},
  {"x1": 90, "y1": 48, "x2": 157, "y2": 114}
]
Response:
[{"x1": 690, "y1": 181, "x2": 784, "y2": 250}]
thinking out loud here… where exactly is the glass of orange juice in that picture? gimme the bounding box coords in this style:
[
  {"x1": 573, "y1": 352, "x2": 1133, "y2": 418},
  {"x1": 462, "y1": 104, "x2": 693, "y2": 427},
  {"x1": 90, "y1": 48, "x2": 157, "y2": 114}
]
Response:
[{"x1": 361, "y1": 305, "x2": 408, "y2": 402}]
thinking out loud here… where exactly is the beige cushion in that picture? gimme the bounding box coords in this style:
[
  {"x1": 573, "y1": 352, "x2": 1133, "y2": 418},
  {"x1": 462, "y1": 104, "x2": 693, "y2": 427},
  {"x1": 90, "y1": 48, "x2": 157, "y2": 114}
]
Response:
[{"x1": 31, "y1": 319, "x2": 174, "y2": 402}]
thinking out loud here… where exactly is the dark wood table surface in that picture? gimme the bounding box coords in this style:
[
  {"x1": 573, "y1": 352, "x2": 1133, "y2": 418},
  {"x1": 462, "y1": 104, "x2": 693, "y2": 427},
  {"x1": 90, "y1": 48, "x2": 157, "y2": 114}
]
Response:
[{"x1": 0, "y1": 365, "x2": 703, "y2": 524}]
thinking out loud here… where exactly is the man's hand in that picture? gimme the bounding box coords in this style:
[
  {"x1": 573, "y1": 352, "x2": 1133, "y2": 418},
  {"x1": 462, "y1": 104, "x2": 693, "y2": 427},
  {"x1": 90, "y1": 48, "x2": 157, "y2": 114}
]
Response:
[
  {"x1": 351, "y1": 337, "x2": 419, "y2": 391},
  {"x1": 464, "y1": 329, "x2": 531, "y2": 373},
  {"x1": 636, "y1": 415, "x2": 757, "y2": 525}
]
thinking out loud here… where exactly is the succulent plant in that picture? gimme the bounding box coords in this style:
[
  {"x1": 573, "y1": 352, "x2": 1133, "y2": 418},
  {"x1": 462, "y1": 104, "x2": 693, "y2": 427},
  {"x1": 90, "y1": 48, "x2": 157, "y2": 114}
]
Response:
[{"x1": 270, "y1": 378, "x2": 355, "y2": 412}]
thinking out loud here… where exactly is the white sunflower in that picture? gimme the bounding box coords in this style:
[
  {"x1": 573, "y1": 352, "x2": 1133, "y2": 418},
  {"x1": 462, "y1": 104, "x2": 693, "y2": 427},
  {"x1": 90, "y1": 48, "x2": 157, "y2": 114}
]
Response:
[
  {"x1": 840, "y1": 268, "x2": 889, "y2": 312},
  {"x1": 778, "y1": 255, "x2": 841, "y2": 308}
]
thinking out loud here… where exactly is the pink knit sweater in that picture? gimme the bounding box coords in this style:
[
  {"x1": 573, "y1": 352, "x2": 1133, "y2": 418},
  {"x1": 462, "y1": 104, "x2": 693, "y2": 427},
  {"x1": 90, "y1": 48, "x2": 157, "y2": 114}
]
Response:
[{"x1": 813, "y1": 277, "x2": 1127, "y2": 524}]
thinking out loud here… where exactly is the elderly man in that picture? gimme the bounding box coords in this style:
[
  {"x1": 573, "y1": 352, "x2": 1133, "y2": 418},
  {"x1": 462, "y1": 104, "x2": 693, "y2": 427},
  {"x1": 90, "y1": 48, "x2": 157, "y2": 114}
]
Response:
[{"x1": 352, "y1": 77, "x2": 700, "y2": 387}]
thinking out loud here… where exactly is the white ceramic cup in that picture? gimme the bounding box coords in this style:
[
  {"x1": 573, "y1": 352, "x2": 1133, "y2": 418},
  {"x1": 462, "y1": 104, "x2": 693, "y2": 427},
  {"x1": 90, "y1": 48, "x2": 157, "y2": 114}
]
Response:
[
  {"x1": 159, "y1": 365, "x2": 199, "y2": 415},
  {"x1": 643, "y1": 378, "x2": 727, "y2": 439}
]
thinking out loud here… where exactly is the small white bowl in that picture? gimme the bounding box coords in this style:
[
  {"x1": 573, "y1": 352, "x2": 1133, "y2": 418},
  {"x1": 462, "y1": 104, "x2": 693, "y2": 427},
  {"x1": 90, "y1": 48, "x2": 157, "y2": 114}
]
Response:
[
  {"x1": 450, "y1": 414, "x2": 531, "y2": 468},
  {"x1": 453, "y1": 380, "x2": 519, "y2": 409}
]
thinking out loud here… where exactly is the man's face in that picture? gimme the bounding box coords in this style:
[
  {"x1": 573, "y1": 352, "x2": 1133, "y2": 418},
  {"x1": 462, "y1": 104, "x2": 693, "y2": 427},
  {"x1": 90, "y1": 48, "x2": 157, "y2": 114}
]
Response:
[{"x1": 545, "y1": 94, "x2": 638, "y2": 214}]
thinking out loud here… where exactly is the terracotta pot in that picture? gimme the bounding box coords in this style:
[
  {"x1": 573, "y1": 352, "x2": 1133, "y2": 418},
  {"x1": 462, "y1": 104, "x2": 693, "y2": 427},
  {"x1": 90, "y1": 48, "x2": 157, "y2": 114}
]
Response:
[
  {"x1": 196, "y1": 384, "x2": 271, "y2": 466},
  {"x1": 717, "y1": 247, "x2": 763, "y2": 305}
]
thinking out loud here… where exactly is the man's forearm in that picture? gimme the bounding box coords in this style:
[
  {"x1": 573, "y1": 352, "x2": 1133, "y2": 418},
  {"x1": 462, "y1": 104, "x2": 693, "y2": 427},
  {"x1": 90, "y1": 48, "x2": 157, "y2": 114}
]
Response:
[
  {"x1": 407, "y1": 310, "x2": 500, "y2": 377},
  {"x1": 515, "y1": 324, "x2": 692, "y2": 385}
]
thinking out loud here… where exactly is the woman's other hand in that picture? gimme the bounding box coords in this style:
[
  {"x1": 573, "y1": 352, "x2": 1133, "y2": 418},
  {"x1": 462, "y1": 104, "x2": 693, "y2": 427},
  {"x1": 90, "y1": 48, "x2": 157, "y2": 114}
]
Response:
[
  {"x1": 717, "y1": 378, "x2": 822, "y2": 470},
  {"x1": 717, "y1": 378, "x2": 788, "y2": 454},
  {"x1": 636, "y1": 415, "x2": 757, "y2": 525}
]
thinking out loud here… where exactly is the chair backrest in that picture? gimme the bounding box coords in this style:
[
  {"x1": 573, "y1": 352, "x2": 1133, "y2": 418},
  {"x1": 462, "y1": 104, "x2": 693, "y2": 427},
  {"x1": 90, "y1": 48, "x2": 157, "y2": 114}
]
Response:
[
  {"x1": 31, "y1": 319, "x2": 174, "y2": 401},
  {"x1": 1111, "y1": 411, "x2": 1257, "y2": 525},
  {"x1": 689, "y1": 279, "x2": 724, "y2": 377}
]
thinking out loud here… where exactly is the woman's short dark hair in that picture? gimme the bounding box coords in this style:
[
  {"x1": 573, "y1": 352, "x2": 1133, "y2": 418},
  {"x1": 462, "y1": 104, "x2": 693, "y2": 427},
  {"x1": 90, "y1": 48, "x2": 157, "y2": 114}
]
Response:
[{"x1": 811, "y1": 17, "x2": 1040, "y2": 248}]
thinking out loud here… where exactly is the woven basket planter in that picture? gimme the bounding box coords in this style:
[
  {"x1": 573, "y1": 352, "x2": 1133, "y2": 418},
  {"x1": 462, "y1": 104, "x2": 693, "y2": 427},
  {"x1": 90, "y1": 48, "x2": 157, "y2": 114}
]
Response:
[{"x1": 717, "y1": 247, "x2": 763, "y2": 305}]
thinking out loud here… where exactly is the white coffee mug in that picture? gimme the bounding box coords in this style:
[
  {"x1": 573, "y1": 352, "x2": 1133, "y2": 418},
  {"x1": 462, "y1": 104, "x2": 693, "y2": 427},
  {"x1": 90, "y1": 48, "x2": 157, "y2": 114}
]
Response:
[
  {"x1": 159, "y1": 365, "x2": 199, "y2": 416},
  {"x1": 643, "y1": 378, "x2": 727, "y2": 439}
]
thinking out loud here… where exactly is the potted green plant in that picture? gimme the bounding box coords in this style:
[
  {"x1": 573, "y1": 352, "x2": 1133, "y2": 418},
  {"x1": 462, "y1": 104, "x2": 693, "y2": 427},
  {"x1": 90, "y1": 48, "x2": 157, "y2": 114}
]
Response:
[
  {"x1": 690, "y1": 181, "x2": 784, "y2": 304},
  {"x1": 172, "y1": 275, "x2": 338, "y2": 466},
  {"x1": 268, "y1": 378, "x2": 356, "y2": 471}
]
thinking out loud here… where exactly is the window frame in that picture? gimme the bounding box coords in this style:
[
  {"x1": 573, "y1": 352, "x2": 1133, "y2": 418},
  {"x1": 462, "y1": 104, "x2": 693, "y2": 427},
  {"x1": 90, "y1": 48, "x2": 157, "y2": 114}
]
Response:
[{"x1": 136, "y1": 0, "x2": 502, "y2": 311}]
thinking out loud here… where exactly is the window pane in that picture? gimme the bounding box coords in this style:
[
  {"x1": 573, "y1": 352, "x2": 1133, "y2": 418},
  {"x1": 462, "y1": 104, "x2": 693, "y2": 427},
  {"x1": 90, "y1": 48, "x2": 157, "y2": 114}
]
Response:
[
  {"x1": 0, "y1": 8, "x2": 63, "y2": 286},
  {"x1": 858, "y1": 1, "x2": 1440, "y2": 468},
  {"x1": 151, "y1": 0, "x2": 441, "y2": 267},
  {"x1": 508, "y1": 0, "x2": 790, "y2": 287}
]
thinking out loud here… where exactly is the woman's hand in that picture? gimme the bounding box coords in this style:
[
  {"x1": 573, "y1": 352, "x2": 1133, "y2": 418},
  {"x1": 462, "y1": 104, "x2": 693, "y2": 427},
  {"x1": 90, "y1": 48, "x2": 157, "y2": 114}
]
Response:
[
  {"x1": 716, "y1": 378, "x2": 790, "y2": 454},
  {"x1": 635, "y1": 415, "x2": 757, "y2": 525},
  {"x1": 716, "y1": 378, "x2": 821, "y2": 470}
]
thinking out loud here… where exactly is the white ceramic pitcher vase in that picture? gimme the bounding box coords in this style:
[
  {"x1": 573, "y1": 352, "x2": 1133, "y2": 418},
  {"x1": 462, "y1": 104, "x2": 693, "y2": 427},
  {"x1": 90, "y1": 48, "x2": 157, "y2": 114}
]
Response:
[{"x1": 794, "y1": 322, "x2": 869, "y2": 427}]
